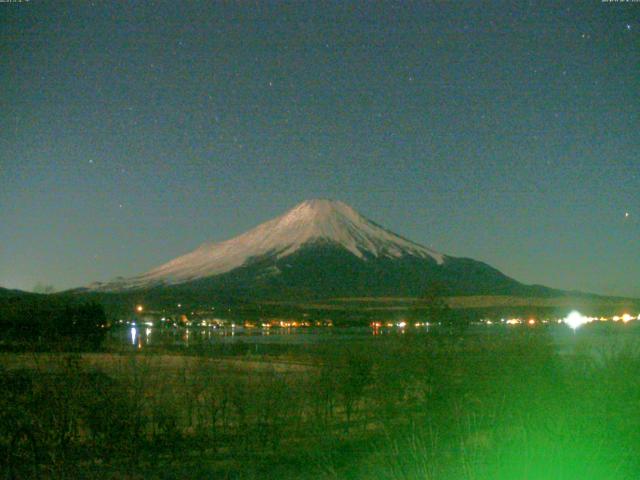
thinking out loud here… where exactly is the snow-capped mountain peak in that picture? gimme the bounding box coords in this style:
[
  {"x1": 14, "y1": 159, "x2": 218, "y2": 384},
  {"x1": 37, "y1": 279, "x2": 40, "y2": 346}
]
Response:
[
  {"x1": 90, "y1": 199, "x2": 445, "y2": 290},
  {"x1": 264, "y1": 199, "x2": 443, "y2": 261}
]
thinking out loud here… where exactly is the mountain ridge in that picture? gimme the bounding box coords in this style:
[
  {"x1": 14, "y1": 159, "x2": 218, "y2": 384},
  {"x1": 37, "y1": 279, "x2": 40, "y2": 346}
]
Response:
[
  {"x1": 83, "y1": 199, "x2": 569, "y2": 300},
  {"x1": 89, "y1": 199, "x2": 447, "y2": 292}
]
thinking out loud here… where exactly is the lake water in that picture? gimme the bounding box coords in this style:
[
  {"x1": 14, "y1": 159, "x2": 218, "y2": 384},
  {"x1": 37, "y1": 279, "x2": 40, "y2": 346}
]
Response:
[{"x1": 112, "y1": 321, "x2": 640, "y2": 357}]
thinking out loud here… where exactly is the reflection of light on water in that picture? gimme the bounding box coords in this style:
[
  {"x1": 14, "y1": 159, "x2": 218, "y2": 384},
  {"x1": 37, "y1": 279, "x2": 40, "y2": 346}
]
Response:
[{"x1": 130, "y1": 327, "x2": 137, "y2": 345}]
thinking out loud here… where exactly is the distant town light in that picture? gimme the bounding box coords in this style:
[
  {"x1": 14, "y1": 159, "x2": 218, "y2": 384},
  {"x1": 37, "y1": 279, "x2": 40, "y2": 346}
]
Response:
[
  {"x1": 136, "y1": 305, "x2": 143, "y2": 313},
  {"x1": 564, "y1": 311, "x2": 588, "y2": 330},
  {"x1": 621, "y1": 313, "x2": 633, "y2": 323}
]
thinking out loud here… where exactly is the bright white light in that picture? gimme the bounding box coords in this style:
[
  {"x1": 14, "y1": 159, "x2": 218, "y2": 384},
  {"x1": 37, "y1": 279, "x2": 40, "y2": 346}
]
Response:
[
  {"x1": 564, "y1": 311, "x2": 588, "y2": 330},
  {"x1": 621, "y1": 313, "x2": 633, "y2": 323},
  {"x1": 130, "y1": 327, "x2": 137, "y2": 345},
  {"x1": 397, "y1": 321, "x2": 406, "y2": 328}
]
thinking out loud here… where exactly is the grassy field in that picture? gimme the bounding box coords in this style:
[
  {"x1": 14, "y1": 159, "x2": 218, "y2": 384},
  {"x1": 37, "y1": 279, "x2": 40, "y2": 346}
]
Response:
[{"x1": 1, "y1": 327, "x2": 640, "y2": 479}]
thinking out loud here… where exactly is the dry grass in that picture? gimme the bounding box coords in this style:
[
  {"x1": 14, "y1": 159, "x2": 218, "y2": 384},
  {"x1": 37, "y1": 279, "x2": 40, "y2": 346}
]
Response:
[
  {"x1": 0, "y1": 352, "x2": 312, "y2": 374},
  {"x1": 2, "y1": 330, "x2": 640, "y2": 479}
]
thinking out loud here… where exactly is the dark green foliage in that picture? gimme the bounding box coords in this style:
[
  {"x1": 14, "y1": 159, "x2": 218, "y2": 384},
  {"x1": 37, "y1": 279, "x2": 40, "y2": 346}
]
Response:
[
  {"x1": 0, "y1": 295, "x2": 108, "y2": 350},
  {"x1": 1, "y1": 330, "x2": 640, "y2": 478}
]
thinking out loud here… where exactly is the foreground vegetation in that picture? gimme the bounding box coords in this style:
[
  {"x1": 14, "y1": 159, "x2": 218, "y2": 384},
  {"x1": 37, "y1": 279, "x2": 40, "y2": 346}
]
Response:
[{"x1": 1, "y1": 327, "x2": 639, "y2": 479}]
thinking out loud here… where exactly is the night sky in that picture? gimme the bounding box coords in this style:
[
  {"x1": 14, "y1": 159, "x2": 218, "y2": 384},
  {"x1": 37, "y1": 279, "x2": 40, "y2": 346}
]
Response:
[{"x1": 1, "y1": 2, "x2": 638, "y2": 297}]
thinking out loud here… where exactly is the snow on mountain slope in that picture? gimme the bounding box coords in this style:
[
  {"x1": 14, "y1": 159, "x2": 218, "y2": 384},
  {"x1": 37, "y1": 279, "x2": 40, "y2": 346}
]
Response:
[{"x1": 89, "y1": 199, "x2": 445, "y2": 290}]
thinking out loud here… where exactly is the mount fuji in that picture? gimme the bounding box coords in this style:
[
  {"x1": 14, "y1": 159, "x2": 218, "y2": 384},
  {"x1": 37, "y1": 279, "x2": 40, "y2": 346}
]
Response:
[{"x1": 86, "y1": 199, "x2": 556, "y2": 299}]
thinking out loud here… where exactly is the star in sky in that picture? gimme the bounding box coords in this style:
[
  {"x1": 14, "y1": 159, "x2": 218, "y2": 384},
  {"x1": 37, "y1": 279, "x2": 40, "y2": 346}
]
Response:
[{"x1": 2, "y1": 1, "x2": 639, "y2": 297}]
